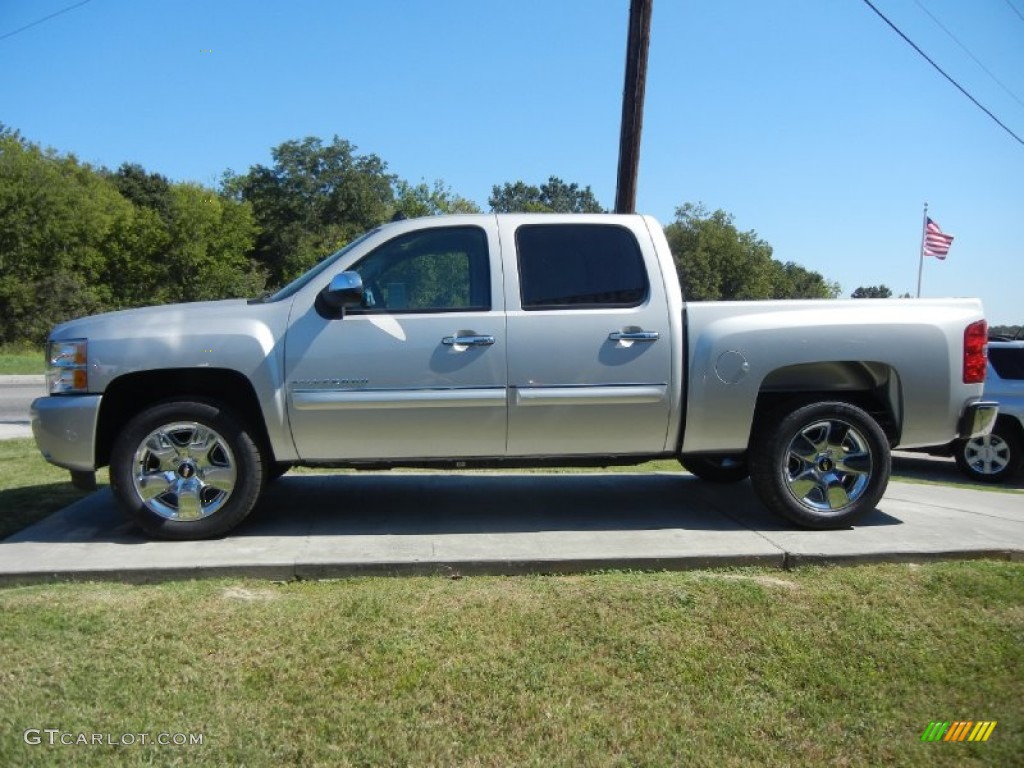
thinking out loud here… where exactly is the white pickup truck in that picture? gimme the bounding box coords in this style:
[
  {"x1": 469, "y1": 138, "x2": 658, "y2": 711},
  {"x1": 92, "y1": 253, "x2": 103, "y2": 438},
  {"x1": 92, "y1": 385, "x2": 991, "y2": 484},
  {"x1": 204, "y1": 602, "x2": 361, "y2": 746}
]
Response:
[{"x1": 32, "y1": 214, "x2": 997, "y2": 539}]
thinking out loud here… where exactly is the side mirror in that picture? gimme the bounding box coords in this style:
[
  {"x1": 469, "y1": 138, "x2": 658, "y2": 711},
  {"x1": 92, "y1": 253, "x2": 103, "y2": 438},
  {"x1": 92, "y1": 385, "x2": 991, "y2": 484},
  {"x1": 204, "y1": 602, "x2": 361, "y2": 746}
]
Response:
[{"x1": 316, "y1": 271, "x2": 365, "y2": 318}]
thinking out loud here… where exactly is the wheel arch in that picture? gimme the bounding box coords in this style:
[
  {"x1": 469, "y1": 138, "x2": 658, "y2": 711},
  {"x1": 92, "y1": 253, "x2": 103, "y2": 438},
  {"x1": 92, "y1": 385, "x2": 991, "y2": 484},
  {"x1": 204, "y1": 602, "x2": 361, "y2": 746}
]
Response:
[
  {"x1": 994, "y1": 413, "x2": 1024, "y2": 444},
  {"x1": 754, "y1": 361, "x2": 902, "y2": 446},
  {"x1": 96, "y1": 369, "x2": 276, "y2": 468}
]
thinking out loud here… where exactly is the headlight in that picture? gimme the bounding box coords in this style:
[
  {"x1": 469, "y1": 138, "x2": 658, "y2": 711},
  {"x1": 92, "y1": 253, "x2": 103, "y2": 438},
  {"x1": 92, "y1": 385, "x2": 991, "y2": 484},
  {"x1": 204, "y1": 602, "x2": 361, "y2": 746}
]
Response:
[{"x1": 46, "y1": 339, "x2": 89, "y2": 394}]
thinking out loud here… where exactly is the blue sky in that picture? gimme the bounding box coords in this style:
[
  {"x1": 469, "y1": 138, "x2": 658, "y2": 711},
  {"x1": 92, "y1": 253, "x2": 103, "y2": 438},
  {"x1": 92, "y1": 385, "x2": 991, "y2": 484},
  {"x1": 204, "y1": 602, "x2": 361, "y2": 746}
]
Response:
[{"x1": 2, "y1": 0, "x2": 1022, "y2": 324}]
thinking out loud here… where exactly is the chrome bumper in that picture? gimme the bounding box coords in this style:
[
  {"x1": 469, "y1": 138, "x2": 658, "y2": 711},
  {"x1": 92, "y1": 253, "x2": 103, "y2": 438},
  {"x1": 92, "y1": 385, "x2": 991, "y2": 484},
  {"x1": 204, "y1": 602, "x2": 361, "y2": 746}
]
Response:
[
  {"x1": 30, "y1": 394, "x2": 102, "y2": 472},
  {"x1": 958, "y1": 400, "x2": 998, "y2": 440}
]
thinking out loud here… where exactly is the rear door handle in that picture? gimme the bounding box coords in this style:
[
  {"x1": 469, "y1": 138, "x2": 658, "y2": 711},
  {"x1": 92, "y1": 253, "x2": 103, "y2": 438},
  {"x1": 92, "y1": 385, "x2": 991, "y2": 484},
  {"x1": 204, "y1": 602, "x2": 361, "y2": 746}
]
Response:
[
  {"x1": 442, "y1": 334, "x2": 495, "y2": 347},
  {"x1": 608, "y1": 331, "x2": 660, "y2": 342}
]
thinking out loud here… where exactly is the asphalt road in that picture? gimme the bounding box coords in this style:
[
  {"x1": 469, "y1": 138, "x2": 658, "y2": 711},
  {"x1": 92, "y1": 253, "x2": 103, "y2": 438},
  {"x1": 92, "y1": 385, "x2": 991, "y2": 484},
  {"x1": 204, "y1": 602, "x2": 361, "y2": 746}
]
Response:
[{"x1": 0, "y1": 376, "x2": 42, "y2": 438}]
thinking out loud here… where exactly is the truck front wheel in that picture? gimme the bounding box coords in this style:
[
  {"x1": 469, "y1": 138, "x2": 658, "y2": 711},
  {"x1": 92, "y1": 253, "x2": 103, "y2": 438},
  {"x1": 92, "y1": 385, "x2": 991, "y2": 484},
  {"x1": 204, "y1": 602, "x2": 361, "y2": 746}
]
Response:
[
  {"x1": 749, "y1": 401, "x2": 890, "y2": 529},
  {"x1": 110, "y1": 400, "x2": 264, "y2": 539}
]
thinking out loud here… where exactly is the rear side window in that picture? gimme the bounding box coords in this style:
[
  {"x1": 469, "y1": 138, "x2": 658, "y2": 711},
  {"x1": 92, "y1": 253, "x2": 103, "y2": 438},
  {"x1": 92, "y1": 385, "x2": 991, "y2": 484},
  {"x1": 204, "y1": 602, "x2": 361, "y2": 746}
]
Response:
[
  {"x1": 989, "y1": 347, "x2": 1024, "y2": 380},
  {"x1": 516, "y1": 224, "x2": 648, "y2": 310}
]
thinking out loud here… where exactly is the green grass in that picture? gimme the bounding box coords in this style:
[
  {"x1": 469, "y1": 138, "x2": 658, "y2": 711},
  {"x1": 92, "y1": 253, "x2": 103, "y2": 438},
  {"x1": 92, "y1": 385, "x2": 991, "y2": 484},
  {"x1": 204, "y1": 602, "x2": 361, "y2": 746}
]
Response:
[
  {"x1": 0, "y1": 439, "x2": 107, "y2": 540},
  {"x1": 0, "y1": 563, "x2": 1020, "y2": 766},
  {"x1": 0, "y1": 344, "x2": 43, "y2": 375}
]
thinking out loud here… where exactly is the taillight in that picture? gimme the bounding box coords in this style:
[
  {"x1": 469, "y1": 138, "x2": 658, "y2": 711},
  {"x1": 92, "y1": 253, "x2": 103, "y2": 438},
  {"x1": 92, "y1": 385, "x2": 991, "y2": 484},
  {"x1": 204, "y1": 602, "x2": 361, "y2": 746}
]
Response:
[{"x1": 963, "y1": 320, "x2": 987, "y2": 384}]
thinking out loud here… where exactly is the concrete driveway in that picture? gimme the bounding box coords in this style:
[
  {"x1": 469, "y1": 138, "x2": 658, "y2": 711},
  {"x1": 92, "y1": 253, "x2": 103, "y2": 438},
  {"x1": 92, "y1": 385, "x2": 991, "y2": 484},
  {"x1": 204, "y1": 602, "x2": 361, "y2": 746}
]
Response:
[
  {"x1": 2, "y1": 469, "x2": 1021, "y2": 585},
  {"x1": 5, "y1": 374, "x2": 1022, "y2": 584}
]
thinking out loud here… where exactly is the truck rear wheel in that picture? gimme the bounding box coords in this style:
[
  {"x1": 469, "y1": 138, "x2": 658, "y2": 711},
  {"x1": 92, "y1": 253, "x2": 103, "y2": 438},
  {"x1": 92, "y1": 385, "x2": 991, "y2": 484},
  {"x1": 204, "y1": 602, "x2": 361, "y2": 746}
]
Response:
[
  {"x1": 749, "y1": 401, "x2": 890, "y2": 529},
  {"x1": 110, "y1": 400, "x2": 264, "y2": 539}
]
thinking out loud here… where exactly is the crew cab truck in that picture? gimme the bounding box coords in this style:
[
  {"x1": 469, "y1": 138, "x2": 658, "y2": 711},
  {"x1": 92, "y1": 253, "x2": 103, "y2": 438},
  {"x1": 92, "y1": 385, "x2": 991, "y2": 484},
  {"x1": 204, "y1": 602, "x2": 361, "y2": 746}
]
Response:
[{"x1": 32, "y1": 214, "x2": 997, "y2": 539}]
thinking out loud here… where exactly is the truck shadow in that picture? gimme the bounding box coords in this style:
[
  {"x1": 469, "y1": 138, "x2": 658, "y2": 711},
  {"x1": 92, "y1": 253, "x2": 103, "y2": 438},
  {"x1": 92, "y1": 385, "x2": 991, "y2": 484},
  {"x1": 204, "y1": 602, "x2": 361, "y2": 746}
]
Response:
[
  {"x1": 7, "y1": 472, "x2": 903, "y2": 544},
  {"x1": 238, "y1": 472, "x2": 902, "y2": 538}
]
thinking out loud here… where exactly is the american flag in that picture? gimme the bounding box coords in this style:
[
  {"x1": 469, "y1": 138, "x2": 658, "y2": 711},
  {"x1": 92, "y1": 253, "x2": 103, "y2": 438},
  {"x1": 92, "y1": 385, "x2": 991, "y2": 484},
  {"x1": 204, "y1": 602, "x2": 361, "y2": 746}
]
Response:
[{"x1": 923, "y1": 217, "x2": 954, "y2": 259}]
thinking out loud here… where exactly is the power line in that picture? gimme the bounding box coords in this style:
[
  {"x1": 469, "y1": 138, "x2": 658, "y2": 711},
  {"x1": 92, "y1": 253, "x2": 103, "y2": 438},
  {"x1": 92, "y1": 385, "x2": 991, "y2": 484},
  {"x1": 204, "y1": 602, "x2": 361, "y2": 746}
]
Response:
[
  {"x1": 0, "y1": 0, "x2": 93, "y2": 43},
  {"x1": 913, "y1": 0, "x2": 1024, "y2": 111},
  {"x1": 860, "y1": 0, "x2": 1024, "y2": 147},
  {"x1": 1004, "y1": 0, "x2": 1024, "y2": 24}
]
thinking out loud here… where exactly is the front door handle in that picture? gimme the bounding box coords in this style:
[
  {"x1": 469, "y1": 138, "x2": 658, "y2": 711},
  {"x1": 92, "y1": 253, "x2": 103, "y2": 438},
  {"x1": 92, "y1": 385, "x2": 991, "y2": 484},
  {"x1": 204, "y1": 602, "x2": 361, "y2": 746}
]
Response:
[
  {"x1": 442, "y1": 334, "x2": 495, "y2": 347},
  {"x1": 608, "y1": 331, "x2": 660, "y2": 343}
]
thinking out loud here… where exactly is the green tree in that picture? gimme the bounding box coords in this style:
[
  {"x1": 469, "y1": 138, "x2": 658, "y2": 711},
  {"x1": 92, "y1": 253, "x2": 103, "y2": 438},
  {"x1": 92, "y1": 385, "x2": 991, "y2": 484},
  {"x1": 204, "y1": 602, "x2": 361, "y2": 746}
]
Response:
[
  {"x1": 0, "y1": 130, "x2": 264, "y2": 343},
  {"x1": 159, "y1": 184, "x2": 263, "y2": 302},
  {"x1": 223, "y1": 136, "x2": 396, "y2": 286},
  {"x1": 101, "y1": 203, "x2": 173, "y2": 308},
  {"x1": 102, "y1": 172, "x2": 262, "y2": 308},
  {"x1": 108, "y1": 162, "x2": 174, "y2": 224},
  {"x1": 665, "y1": 203, "x2": 772, "y2": 300},
  {"x1": 489, "y1": 176, "x2": 604, "y2": 213},
  {"x1": 851, "y1": 285, "x2": 893, "y2": 299},
  {"x1": 989, "y1": 325, "x2": 1022, "y2": 340},
  {"x1": 0, "y1": 132, "x2": 129, "y2": 342},
  {"x1": 393, "y1": 179, "x2": 480, "y2": 218},
  {"x1": 774, "y1": 261, "x2": 841, "y2": 299},
  {"x1": 664, "y1": 203, "x2": 839, "y2": 301}
]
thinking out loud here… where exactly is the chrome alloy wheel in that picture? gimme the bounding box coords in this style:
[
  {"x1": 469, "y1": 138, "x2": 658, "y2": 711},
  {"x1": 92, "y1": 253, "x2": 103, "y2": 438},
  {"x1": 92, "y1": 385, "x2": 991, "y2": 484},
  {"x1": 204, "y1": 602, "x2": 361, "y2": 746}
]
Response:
[
  {"x1": 961, "y1": 434, "x2": 1011, "y2": 476},
  {"x1": 782, "y1": 418, "x2": 873, "y2": 515},
  {"x1": 131, "y1": 421, "x2": 237, "y2": 521}
]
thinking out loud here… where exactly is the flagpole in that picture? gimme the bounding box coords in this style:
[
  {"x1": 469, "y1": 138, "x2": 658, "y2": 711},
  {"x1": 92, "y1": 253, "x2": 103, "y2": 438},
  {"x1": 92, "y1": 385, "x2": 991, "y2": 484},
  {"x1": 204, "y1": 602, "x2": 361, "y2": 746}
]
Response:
[{"x1": 916, "y1": 202, "x2": 928, "y2": 298}]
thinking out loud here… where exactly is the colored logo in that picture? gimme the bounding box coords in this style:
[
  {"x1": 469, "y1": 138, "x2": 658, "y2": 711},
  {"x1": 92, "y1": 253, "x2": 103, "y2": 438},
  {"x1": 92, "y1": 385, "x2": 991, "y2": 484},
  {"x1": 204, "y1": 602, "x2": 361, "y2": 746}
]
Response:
[{"x1": 921, "y1": 721, "x2": 997, "y2": 742}]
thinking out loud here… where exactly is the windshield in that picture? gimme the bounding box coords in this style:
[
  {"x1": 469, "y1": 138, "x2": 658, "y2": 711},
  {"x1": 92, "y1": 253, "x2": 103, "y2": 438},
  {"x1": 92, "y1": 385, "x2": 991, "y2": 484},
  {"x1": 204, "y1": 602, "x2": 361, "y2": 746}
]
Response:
[{"x1": 254, "y1": 228, "x2": 381, "y2": 303}]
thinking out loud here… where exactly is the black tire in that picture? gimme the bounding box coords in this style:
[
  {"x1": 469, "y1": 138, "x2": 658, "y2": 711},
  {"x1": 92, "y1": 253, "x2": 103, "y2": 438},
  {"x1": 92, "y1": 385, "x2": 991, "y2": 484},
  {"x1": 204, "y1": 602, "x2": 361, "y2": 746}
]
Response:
[
  {"x1": 110, "y1": 400, "x2": 264, "y2": 539},
  {"x1": 953, "y1": 419, "x2": 1024, "y2": 483},
  {"x1": 679, "y1": 454, "x2": 749, "y2": 483},
  {"x1": 749, "y1": 401, "x2": 890, "y2": 529}
]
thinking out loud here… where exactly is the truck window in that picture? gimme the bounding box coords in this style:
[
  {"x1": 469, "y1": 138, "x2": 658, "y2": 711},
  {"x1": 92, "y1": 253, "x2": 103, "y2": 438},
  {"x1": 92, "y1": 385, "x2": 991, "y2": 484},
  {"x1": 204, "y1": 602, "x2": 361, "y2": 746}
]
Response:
[
  {"x1": 516, "y1": 224, "x2": 648, "y2": 309},
  {"x1": 350, "y1": 226, "x2": 490, "y2": 313}
]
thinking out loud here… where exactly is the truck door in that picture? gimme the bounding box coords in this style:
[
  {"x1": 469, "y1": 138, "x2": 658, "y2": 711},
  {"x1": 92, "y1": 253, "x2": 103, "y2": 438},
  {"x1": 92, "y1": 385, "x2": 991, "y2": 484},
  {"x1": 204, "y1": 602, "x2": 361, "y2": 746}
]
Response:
[
  {"x1": 285, "y1": 223, "x2": 507, "y2": 461},
  {"x1": 502, "y1": 218, "x2": 674, "y2": 455}
]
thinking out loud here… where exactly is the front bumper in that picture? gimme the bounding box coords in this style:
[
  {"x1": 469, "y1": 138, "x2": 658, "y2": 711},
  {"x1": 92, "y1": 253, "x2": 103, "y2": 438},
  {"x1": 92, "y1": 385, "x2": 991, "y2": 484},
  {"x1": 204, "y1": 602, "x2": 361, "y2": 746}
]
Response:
[
  {"x1": 31, "y1": 394, "x2": 102, "y2": 472},
  {"x1": 958, "y1": 400, "x2": 999, "y2": 440}
]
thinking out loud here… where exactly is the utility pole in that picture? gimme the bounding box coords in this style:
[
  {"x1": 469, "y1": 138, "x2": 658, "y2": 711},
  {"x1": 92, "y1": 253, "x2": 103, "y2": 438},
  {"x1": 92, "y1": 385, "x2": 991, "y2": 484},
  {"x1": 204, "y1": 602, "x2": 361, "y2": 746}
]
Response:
[{"x1": 614, "y1": 0, "x2": 653, "y2": 214}]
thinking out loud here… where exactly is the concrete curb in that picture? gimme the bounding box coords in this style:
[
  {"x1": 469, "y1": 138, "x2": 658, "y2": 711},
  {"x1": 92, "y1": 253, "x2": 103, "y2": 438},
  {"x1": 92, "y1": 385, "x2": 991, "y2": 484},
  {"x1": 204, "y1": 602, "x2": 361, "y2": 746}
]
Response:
[
  {"x1": 2, "y1": 551, "x2": 1021, "y2": 588},
  {"x1": 0, "y1": 425, "x2": 32, "y2": 439},
  {"x1": 0, "y1": 556, "x2": 793, "y2": 587}
]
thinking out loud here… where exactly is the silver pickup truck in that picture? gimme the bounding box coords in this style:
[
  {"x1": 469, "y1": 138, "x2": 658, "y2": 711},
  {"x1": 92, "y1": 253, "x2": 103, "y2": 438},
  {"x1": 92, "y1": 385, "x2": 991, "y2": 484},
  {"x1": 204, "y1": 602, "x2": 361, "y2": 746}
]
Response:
[{"x1": 32, "y1": 213, "x2": 997, "y2": 539}]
